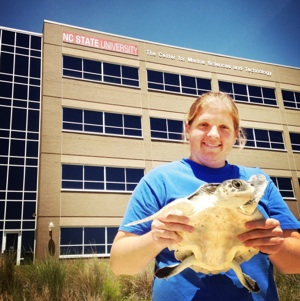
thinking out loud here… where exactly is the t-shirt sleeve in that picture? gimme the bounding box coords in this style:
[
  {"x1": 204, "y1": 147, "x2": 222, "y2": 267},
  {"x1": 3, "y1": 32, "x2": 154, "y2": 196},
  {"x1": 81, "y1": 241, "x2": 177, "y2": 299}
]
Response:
[
  {"x1": 265, "y1": 177, "x2": 300, "y2": 230},
  {"x1": 119, "y1": 175, "x2": 163, "y2": 235}
]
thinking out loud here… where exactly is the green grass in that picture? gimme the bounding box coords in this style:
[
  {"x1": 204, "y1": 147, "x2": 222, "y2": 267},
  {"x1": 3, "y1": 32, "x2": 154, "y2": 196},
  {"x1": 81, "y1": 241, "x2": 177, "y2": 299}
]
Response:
[{"x1": 0, "y1": 253, "x2": 299, "y2": 300}]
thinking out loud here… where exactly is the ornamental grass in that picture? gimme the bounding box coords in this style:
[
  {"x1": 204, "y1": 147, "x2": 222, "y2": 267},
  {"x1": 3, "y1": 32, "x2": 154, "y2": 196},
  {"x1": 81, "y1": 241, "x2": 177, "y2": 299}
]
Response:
[{"x1": 0, "y1": 253, "x2": 299, "y2": 301}]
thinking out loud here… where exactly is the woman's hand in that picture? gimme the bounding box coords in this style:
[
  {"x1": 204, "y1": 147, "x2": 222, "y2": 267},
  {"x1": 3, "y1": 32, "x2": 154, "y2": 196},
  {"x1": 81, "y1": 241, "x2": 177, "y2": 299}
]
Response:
[
  {"x1": 238, "y1": 218, "x2": 284, "y2": 255},
  {"x1": 151, "y1": 210, "x2": 194, "y2": 249}
]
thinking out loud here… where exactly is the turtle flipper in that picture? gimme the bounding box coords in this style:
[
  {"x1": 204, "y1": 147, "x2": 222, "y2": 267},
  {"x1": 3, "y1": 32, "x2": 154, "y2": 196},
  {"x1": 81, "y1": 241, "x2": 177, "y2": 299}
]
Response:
[
  {"x1": 155, "y1": 264, "x2": 181, "y2": 278},
  {"x1": 241, "y1": 175, "x2": 268, "y2": 215},
  {"x1": 232, "y1": 260, "x2": 260, "y2": 293},
  {"x1": 125, "y1": 199, "x2": 196, "y2": 226},
  {"x1": 242, "y1": 272, "x2": 260, "y2": 293},
  {"x1": 155, "y1": 255, "x2": 197, "y2": 279}
]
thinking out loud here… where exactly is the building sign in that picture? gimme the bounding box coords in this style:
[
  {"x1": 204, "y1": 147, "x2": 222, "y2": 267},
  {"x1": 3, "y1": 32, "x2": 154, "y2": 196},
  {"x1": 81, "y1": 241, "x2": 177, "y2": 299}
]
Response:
[
  {"x1": 63, "y1": 32, "x2": 139, "y2": 56},
  {"x1": 146, "y1": 49, "x2": 272, "y2": 77}
]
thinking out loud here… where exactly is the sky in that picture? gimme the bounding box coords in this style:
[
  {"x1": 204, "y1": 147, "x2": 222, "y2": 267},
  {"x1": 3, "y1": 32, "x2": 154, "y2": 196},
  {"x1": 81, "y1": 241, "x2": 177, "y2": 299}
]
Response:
[{"x1": 1, "y1": 0, "x2": 300, "y2": 68}]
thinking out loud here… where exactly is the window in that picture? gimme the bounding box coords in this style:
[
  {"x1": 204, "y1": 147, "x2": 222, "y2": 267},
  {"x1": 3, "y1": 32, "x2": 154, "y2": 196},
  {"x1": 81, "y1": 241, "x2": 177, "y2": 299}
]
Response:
[
  {"x1": 289, "y1": 132, "x2": 300, "y2": 152},
  {"x1": 16, "y1": 32, "x2": 29, "y2": 48},
  {"x1": 244, "y1": 128, "x2": 285, "y2": 150},
  {"x1": 30, "y1": 57, "x2": 41, "y2": 78},
  {"x1": 164, "y1": 72, "x2": 180, "y2": 92},
  {"x1": 62, "y1": 107, "x2": 142, "y2": 138},
  {"x1": 0, "y1": 52, "x2": 14, "y2": 73},
  {"x1": 282, "y1": 90, "x2": 300, "y2": 109},
  {"x1": 63, "y1": 56, "x2": 82, "y2": 77},
  {"x1": 0, "y1": 106, "x2": 11, "y2": 129},
  {"x1": 271, "y1": 177, "x2": 295, "y2": 200},
  {"x1": 103, "y1": 62, "x2": 121, "y2": 84},
  {"x1": 122, "y1": 65, "x2": 139, "y2": 86},
  {"x1": 22, "y1": 201, "x2": 36, "y2": 219},
  {"x1": 150, "y1": 117, "x2": 184, "y2": 141},
  {"x1": 61, "y1": 165, "x2": 83, "y2": 189},
  {"x1": 14, "y1": 83, "x2": 28, "y2": 100},
  {"x1": 62, "y1": 55, "x2": 139, "y2": 87},
  {"x1": 27, "y1": 109, "x2": 39, "y2": 131},
  {"x1": 24, "y1": 167, "x2": 38, "y2": 191},
  {"x1": 219, "y1": 81, "x2": 277, "y2": 106},
  {"x1": 84, "y1": 59, "x2": 102, "y2": 81},
  {"x1": 1, "y1": 30, "x2": 15, "y2": 44},
  {"x1": 61, "y1": 164, "x2": 144, "y2": 192},
  {"x1": 147, "y1": 70, "x2": 211, "y2": 96},
  {"x1": 15, "y1": 55, "x2": 29, "y2": 76},
  {"x1": 84, "y1": 110, "x2": 103, "y2": 133},
  {"x1": 0, "y1": 29, "x2": 41, "y2": 259},
  {"x1": 10, "y1": 139, "x2": 25, "y2": 156},
  {"x1": 6, "y1": 201, "x2": 22, "y2": 219},
  {"x1": 60, "y1": 227, "x2": 118, "y2": 258},
  {"x1": 8, "y1": 166, "x2": 24, "y2": 191},
  {"x1": 0, "y1": 81, "x2": 13, "y2": 98},
  {"x1": 62, "y1": 108, "x2": 83, "y2": 131}
]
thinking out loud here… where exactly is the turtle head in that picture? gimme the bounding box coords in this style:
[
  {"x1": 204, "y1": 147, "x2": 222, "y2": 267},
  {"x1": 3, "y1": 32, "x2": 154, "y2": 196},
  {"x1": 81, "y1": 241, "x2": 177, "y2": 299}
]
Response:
[{"x1": 216, "y1": 179, "x2": 256, "y2": 209}]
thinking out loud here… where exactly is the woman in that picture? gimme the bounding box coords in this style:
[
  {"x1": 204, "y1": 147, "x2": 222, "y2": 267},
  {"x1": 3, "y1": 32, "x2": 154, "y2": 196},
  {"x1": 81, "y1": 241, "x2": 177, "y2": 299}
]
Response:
[{"x1": 110, "y1": 92, "x2": 300, "y2": 301}]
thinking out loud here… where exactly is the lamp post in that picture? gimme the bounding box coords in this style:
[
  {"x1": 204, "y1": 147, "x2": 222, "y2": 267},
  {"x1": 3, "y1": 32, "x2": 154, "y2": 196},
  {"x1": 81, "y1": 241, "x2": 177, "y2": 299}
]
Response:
[
  {"x1": 48, "y1": 222, "x2": 55, "y2": 237},
  {"x1": 48, "y1": 222, "x2": 56, "y2": 256}
]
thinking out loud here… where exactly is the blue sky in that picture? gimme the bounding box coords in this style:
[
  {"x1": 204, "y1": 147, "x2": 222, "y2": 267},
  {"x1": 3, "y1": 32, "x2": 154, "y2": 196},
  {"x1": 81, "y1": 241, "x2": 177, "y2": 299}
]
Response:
[{"x1": 1, "y1": 0, "x2": 299, "y2": 68}]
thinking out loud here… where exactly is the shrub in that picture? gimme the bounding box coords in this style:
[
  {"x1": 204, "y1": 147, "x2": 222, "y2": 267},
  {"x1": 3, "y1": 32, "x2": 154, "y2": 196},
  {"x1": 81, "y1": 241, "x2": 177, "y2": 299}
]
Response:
[
  {"x1": 274, "y1": 268, "x2": 300, "y2": 301},
  {"x1": 0, "y1": 255, "x2": 299, "y2": 301},
  {"x1": 0, "y1": 253, "x2": 17, "y2": 297}
]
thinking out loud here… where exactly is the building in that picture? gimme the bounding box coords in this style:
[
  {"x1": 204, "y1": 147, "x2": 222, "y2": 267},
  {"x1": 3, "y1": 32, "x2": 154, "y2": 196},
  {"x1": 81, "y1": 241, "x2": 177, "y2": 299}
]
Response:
[{"x1": 0, "y1": 21, "x2": 300, "y2": 262}]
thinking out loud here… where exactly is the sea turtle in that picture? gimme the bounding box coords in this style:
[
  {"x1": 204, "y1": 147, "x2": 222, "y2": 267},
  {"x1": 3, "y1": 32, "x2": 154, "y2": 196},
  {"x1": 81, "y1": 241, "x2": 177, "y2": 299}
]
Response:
[{"x1": 126, "y1": 174, "x2": 268, "y2": 293}]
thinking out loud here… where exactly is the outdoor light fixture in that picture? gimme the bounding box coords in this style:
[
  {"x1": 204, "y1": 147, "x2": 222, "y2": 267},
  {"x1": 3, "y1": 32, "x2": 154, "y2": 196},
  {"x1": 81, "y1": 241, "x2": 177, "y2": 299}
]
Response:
[
  {"x1": 48, "y1": 222, "x2": 55, "y2": 232},
  {"x1": 48, "y1": 222, "x2": 56, "y2": 255}
]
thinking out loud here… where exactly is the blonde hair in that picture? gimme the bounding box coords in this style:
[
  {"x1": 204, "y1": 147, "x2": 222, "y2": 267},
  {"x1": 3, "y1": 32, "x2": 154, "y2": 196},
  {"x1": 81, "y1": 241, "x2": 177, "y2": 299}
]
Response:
[{"x1": 186, "y1": 92, "x2": 247, "y2": 148}]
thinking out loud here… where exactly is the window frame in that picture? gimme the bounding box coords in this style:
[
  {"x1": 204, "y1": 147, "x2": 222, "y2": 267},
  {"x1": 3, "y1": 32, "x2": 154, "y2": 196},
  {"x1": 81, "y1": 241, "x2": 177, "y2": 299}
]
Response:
[
  {"x1": 289, "y1": 132, "x2": 300, "y2": 152},
  {"x1": 62, "y1": 107, "x2": 143, "y2": 138},
  {"x1": 60, "y1": 226, "x2": 119, "y2": 258},
  {"x1": 62, "y1": 55, "x2": 139, "y2": 88},
  {"x1": 0, "y1": 29, "x2": 41, "y2": 253},
  {"x1": 150, "y1": 117, "x2": 185, "y2": 142},
  {"x1": 61, "y1": 164, "x2": 144, "y2": 193},
  {"x1": 243, "y1": 128, "x2": 285, "y2": 151},
  {"x1": 282, "y1": 90, "x2": 300, "y2": 110},
  {"x1": 219, "y1": 81, "x2": 277, "y2": 107},
  {"x1": 271, "y1": 176, "x2": 295, "y2": 201},
  {"x1": 147, "y1": 69, "x2": 211, "y2": 96}
]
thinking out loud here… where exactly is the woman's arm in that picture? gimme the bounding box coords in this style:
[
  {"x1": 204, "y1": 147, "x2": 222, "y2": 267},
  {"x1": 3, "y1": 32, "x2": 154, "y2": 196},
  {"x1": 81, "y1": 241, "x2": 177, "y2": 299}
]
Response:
[
  {"x1": 110, "y1": 213, "x2": 194, "y2": 275},
  {"x1": 110, "y1": 230, "x2": 162, "y2": 275},
  {"x1": 269, "y1": 229, "x2": 300, "y2": 274}
]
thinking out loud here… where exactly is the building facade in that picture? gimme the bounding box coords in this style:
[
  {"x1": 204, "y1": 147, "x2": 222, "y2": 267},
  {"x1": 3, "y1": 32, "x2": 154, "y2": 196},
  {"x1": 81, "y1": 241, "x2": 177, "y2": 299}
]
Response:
[
  {"x1": 0, "y1": 27, "x2": 42, "y2": 264},
  {"x1": 1, "y1": 21, "x2": 300, "y2": 262}
]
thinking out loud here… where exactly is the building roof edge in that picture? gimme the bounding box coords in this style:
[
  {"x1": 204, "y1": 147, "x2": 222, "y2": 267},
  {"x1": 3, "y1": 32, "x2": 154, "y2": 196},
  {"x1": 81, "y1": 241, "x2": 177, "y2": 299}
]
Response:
[
  {"x1": 0, "y1": 25, "x2": 42, "y2": 37},
  {"x1": 45, "y1": 20, "x2": 300, "y2": 71}
]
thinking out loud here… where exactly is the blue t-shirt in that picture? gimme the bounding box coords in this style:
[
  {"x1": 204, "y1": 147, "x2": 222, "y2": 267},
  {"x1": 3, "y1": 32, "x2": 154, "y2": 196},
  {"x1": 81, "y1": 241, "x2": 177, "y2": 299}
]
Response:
[{"x1": 119, "y1": 158, "x2": 300, "y2": 301}]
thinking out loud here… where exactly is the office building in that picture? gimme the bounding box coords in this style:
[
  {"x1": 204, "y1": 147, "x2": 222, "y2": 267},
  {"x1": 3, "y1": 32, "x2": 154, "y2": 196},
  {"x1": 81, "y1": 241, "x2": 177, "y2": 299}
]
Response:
[{"x1": 1, "y1": 21, "x2": 299, "y2": 262}]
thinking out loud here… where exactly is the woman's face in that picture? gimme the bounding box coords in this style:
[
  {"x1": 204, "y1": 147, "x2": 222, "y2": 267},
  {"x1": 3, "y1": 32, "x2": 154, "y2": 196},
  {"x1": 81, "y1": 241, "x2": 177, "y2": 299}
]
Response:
[{"x1": 185, "y1": 103, "x2": 238, "y2": 168}]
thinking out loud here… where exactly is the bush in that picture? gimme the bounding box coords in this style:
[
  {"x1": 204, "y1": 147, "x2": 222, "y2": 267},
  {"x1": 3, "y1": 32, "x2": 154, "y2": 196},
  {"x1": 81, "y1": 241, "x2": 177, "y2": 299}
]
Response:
[
  {"x1": 274, "y1": 268, "x2": 300, "y2": 301},
  {"x1": 0, "y1": 255, "x2": 299, "y2": 301},
  {"x1": 0, "y1": 253, "x2": 17, "y2": 296}
]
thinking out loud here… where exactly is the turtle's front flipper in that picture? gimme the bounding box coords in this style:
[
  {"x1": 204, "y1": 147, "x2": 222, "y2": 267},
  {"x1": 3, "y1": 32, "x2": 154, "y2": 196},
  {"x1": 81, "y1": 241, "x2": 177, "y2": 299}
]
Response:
[
  {"x1": 155, "y1": 255, "x2": 196, "y2": 279},
  {"x1": 231, "y1": 260, "x2": 260, "y2": 293},
  {"x1": 125, "y1": 199, "x2": 195, "y2": 226}
]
